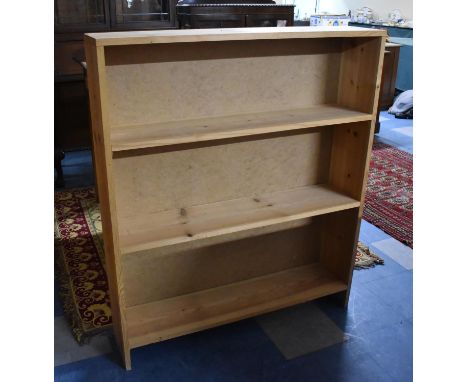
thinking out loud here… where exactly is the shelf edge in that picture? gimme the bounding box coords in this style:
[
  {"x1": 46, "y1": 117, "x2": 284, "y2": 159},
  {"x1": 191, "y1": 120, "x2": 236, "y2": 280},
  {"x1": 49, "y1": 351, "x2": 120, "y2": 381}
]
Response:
[
  {"x1": 120, "y1": 199, "x2": 360, "y2": 255},
  {"x1": 111, "y1": 113, "x2": 373, "y2": 152}
]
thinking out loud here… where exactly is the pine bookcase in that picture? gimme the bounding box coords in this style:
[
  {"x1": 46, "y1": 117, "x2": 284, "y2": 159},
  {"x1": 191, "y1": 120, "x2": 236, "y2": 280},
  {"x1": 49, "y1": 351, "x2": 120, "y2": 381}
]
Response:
[{"x1": 84, "y1": 26, "x2": 386, "y2": 370}]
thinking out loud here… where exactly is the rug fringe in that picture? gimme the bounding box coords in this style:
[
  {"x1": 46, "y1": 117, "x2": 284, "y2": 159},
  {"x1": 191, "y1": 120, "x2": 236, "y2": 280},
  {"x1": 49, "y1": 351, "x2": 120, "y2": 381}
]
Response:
[{"x1": 354, "y1": 242, "x2": 385, "y2": 269}]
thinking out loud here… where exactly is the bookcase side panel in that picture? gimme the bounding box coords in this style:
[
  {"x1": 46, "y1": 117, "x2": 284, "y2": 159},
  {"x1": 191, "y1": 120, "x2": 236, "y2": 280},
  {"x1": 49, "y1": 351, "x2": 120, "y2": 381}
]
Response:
[
  {"x1": 337, "y1": 36, "x2": 387, "y2": 114},
  {"x1": 319, "y1": 208, "x2": 361, "y2": 307},
  {"x1": 328, "y1": 121, "x2": 373, "y2": 202},
  {"x1": 84, "y1": 37, "x2": 131, "y2": 369}
]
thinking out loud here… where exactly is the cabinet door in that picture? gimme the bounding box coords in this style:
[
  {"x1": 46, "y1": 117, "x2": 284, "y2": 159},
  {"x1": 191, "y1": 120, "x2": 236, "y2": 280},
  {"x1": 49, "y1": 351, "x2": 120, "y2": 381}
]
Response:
[
  {"x1": 379, "y1": 46, "x2": 400, "y2": 110},
  {"x1": 246, "y1": 14, "x2": 290, "y2": 27},
  {"x1": 188, "y1": 14, "x2": 246, "y2": 29},
  {"x1": 55, "y1": 0, "x2": 110, "y2": 32},
  {"x1": 110, "y1": 0, "x2": 176, "y2": 29}
]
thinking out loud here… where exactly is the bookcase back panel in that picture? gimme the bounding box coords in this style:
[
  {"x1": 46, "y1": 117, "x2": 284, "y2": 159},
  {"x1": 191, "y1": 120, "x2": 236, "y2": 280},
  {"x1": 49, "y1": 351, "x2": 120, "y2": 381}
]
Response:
[
  {"x1": 105, "y1": 43, "x2": 341, "y2": 127},
  {"x1": 122, "y1": 220, "x2": 320, "y2": 307},
  {"x1": 113, "y1": 129, "x2": 332, "y2": 218},
  {"x1": 104, "y1": 39, "x2": 343, "y2": 66}
]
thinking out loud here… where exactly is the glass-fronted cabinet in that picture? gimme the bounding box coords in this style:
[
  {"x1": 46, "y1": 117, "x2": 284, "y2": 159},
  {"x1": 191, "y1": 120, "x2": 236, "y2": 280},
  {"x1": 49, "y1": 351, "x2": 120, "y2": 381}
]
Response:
[
  {"x1": 111, "y1": 0, "x2": 176, "y2": 29},
  {"x1": 55, "y1": 1, "x2": 176, "y2": 32},
  {"x1": 55, "y1": 0, "x2": 110, "y2": 32}
]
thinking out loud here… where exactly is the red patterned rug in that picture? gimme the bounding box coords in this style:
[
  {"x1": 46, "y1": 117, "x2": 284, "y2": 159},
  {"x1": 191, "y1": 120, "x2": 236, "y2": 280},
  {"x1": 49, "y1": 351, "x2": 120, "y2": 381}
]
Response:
[
  {"x1": 363, "y1": 141, "x2": 413, "y2": 248},
  {"x1": 54, "y1": 188, "x2": 111, "y2": 343}
]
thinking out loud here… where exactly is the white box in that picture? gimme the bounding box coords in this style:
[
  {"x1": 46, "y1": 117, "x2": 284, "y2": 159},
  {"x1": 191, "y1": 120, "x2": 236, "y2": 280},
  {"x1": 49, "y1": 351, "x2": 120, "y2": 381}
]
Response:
[{"x1": 310, "y1": 14, "x2": 350, "y2": 27}]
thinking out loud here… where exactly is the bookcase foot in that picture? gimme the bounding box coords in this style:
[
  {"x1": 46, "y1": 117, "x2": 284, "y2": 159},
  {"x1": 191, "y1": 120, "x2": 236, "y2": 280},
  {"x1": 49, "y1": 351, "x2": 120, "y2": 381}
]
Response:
[
  {"x1": 334, "y1": 290, "x2": 351, "y2": 309},
  {"x1": 123, "y1": 349, "x2": 132, "y2": 371}
]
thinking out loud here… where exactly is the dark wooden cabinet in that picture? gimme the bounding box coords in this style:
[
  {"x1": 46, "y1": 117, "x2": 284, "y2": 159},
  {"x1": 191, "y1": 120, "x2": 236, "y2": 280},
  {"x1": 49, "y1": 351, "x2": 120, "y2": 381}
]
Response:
[
  {"x1": 110, "y1": 0, "x2": 176, "y2": 30},
  {"x1": 379, "y1": 44, "x2": 401, "y2": 110},
  {"x1": 54, "y1": 0, "x2": 110, "y2": 33},
  {"x1": 375, "y1": 43, "x2": 401, "y2": 134},
  {"x1": 176, "y1": 1, "x2": 294, "y2": 29},
  {"x1": 55, "y1": 0, "x2": 178, "y2": 152}
]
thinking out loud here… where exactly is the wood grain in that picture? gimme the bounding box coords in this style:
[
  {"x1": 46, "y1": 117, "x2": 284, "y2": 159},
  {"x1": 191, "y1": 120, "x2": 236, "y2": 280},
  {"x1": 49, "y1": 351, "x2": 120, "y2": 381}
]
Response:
[
  {"x1": 84, "y1": 36, "x2": 131, "y2": 370},
  {"x1": 126, "y1": 263, "x2": 348, "y2": 348},
  {"x1": 111, "y1": 105, "x2": 372, "y2": 151},
  {"x1": 122, "y1": 221, "x2": 321, "y2": 306},
  {"x1": 118, "y1": 185, "x2": 360, "y2": 254},
  {"x1": 86, "y1": 26, "x2": 386, "y2": 46},
  {"x1": 84, "y1": 28, "x2": 387, "y2": 368}
]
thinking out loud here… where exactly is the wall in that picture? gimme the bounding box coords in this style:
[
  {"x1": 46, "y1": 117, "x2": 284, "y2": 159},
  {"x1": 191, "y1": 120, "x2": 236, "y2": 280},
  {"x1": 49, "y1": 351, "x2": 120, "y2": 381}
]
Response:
[{"x1": 282, "y1": 1, "x2": 413, "y2": 22}]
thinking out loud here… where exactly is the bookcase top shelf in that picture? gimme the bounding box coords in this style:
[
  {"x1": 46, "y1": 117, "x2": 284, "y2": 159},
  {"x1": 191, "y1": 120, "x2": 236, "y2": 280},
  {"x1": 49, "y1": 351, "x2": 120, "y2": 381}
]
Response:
[
  {"x1": 118, "y1": 184, "x2": 360, "y2": 255},
  {"x1": 111, "y1": 105, "x2": 373, "y2": 152},
  {"x1": 85, "y1": 26, "x2": 386, "y2": 47}
]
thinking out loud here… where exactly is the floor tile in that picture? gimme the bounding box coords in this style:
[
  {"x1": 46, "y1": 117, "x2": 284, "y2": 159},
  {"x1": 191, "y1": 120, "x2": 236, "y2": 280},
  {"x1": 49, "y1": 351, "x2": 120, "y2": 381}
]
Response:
[
  {"x1": 56, "y1": 150, "x2": 95, "y2": 190},
  {"x1": 366, "y1": 271, "x2": 413, "y2": 320},
  {"x1": 354, "y1": 321, "x2": 412, "y2": 382},
  {"x1": 54, "y1": 280, "x2": 64, "y2": 317},
  {"x1": 315, "y1": 340, "x2": 395, "y2": 382},
  {"x1": 372, "y1": 238, "x2": 413, "y2": 270},
  {"x1": 378, "y1": 115, "x2": 390, "y2": 122},
  {"x1": 257, "y1": 303, "x2": 347, "y2": 360},
  {"x1": 376, "y1": 112, "x2": 413, "y2": 154},
  {"x1": 262, "y1": 353, "x2": 331, "y2": 382},
  {"x1": 317, "y1": 285, "x2": 408, "y2": 339},
  {"x1": 54, "y1": 317, "x2": 113, "y2": 367},
  {"x1": 352, "y1": 245, "x2": 407, "y2": 285},
  {"x1": 359, "y1": 219, "x2": 392, "y2": 245},
  {"x1": 392, "y1": 126, "x2": 413, "y2": 137},
  {"x1": 56, "y1": 319, "x2": 282, "y2": 382}
]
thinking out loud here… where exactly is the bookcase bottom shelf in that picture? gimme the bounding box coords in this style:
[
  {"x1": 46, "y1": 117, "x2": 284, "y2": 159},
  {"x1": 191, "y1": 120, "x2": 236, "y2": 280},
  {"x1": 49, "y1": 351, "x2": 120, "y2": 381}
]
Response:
[{"x1": 126, "y1": 263, "x2": 347, "y2": 349}]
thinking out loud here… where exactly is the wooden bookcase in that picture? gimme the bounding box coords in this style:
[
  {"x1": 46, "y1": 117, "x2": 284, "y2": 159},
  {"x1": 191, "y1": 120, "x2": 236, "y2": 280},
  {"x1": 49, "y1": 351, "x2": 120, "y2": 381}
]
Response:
[{"x1": 84, "y1": 26, "x2": 386, "y2": 369}]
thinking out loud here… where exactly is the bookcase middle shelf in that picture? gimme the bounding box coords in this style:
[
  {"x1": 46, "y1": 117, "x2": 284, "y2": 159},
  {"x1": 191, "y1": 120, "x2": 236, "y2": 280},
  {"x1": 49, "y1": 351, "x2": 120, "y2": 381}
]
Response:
[{"x1": 118, "y1": 184, "x2": 360, "y2": 255}]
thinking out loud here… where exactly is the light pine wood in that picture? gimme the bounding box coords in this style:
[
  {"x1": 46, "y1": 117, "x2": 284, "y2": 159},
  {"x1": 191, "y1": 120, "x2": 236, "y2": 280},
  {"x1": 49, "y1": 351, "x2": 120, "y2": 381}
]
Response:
[
  {"x1": 126, "y1": 263, "x2": 348, "y2": 348},
  {"x1": 111, "y1": 105, "x2": 372, "y2": 151},
  {"x1": 85, "y1": 27, "x2": 386, "y2": 369},
  {"x1": 83, "y1": 37, "x2": 131, "y2": 370},
  {"x1": 320, "y1": 208, "x2": 361, "y2": 307},
  {"x1": 122, "y1": 222, "x2": 321, "y2": 306},
  {"x1": 328, "y1": 122, "x2": 373, "y2": 201},
  {"x1": 87, "y1": 26, "x2": 386, "y2": 46},
  {"x1": 118, "y1": 185, "x2": 360, "y2": 255},
  {"x1": 337, "y1": 37, "x2": 386, "y2": 114},
  {"x1": 336, "y1": 36, "x2": 386, "y2": 210}
]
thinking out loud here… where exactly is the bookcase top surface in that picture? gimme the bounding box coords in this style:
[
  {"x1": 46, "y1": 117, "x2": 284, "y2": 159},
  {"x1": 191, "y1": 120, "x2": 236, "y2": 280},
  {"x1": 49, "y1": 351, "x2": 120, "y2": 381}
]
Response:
[{"x1": 85, "y1": 26, "x2": 386, "y2": 47}]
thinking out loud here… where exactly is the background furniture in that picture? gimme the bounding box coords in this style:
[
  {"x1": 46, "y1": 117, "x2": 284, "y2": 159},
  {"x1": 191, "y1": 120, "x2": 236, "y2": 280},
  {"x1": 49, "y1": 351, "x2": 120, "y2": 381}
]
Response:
[
  {"x1": 375, "y1": 42, "x2": 401, "y2": 133},
  {"x1": 55, "y1": 0, "x2": 178, "y2": 182},
  {"x1": 349, "y1": 22, "x2": 412, "y2": 91},
  {"x1": 85, "y1": 26, "x2": 386, "y2": 369},
  {"x1": 176, "y1": 0, "x2": 295, "y2": 28},
  {"x1": 379, "y1": 43, "x2": 401, "y2": 110}
]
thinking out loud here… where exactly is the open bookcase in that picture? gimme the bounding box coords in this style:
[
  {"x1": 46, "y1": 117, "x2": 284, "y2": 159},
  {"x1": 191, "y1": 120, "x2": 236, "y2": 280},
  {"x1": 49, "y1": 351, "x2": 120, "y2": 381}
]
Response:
[{"x1": 84, "y1": 26, "x2": 386, "y2": 369}]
